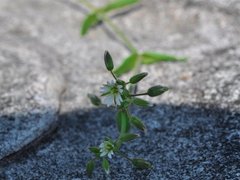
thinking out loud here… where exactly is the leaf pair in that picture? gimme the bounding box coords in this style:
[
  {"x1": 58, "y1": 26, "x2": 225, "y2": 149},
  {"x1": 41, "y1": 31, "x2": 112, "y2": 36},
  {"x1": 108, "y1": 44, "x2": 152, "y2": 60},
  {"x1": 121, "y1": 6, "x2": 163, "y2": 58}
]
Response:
[
  {"x1": 86, "y1": 158, "x2": 110, "y2": 177},
  {"x1": 81, "y1": 0, "x2": 140, "y2": 36},
  {"x1": 114, "y1": 52, "x2": 186, "y2": 77},
  {"x1": 116, "y1": 110, "x2": 146, "y2": 133}
]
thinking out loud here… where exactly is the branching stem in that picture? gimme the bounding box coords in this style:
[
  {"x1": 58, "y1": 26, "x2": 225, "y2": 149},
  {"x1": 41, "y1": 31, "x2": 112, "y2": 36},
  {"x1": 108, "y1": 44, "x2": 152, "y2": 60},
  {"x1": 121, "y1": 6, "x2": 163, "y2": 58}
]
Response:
[{"x1": 79, "y1": 0, "x2": 142, "y2": 75}]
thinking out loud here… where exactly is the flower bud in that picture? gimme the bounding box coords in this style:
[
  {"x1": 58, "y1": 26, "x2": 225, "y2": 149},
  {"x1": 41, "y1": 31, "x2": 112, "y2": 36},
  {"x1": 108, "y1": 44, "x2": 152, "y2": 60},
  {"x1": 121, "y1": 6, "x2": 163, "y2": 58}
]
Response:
[
  {"x1": 87, "y1": 94, "x2": 101, "y2": 106},
  {"x1": 132, "y1": 158, "x2": 152, "y2": 169},
  {"x1": 104, "y1": 51, "x2": 114, "y2": 71},
  {"x1": 147, "y1": 85, "x2": 168, "y2": 97},
  {"x1": 129, "y1": 72, "x2": 148, "y2": 84}
]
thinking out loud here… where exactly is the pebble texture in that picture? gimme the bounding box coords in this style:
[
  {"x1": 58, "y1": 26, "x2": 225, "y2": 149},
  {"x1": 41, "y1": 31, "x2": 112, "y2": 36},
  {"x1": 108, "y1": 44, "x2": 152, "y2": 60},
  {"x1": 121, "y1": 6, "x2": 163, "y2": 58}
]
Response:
[{"x1": 0, "y1": 0, "x2": 239, "y2": 179}]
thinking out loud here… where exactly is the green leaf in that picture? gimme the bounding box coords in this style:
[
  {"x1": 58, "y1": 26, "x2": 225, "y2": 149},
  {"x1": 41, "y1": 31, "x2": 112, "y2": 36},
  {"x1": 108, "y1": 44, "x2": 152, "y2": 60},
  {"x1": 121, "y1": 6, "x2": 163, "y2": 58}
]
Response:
[
  {"x1": 86, "y1": 160, "x2": 95, "y2": 177},
  {"x1": 81, "y1": 13, "x2": 99, "y2": 36},
  {"x1": 102, "y1": 158, "x2": 110, "y2": 174},
  {"x1": 141, "y1": 51, "x2": 186, "y2": 64},
  {"x1": 87, "y1": 94, "x2": 101, "y2": 106},
  {"x1": 89, "y1": 147, "x2": 100, "y2": 154},
  {"x1": 132, "y1": 98, "x2": 149, "y2": 107},
  {"x1": 116, "y1": 110, "x2": 130, "y2": 133},
  {"x1": 99, "y1": 0, "x2": 139, "y2": 13},
  {"x1": 147, "y1": 85, "x2": 169, "y2": 97},
  {"x1": 131, "y1": 158, "x2": 152, "y2": 169},
  {"x1": 120, "y1": 133, "x2": 139, "y2": 142},
  {"x1": 131, "y1": 116, "x2": 146, "y2": 131},
  {"x1": 104, "y1": 51, "x2": 114, "y2": 71},
  {"x1": 129, "y1": 72, "x2": 148, "y2": 84},
  {"x1": 114, "y1": 53, "x2": 138, "y2": 77}
]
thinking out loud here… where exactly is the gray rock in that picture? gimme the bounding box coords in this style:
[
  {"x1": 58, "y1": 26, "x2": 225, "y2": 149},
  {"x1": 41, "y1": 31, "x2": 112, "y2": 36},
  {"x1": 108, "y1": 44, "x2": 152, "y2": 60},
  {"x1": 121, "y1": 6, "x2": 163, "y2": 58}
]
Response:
[
  {"x1": 0, "y1": 0, "x2": 239, "y2": 179},
  {"x1": 0, "y1": 36, "x2": 65, "y2": 160}
]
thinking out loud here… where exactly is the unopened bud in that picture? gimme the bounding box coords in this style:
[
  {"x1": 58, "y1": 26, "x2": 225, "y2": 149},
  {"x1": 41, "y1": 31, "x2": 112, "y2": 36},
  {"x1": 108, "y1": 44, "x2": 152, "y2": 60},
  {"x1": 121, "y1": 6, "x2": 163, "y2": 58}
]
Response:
[
  {"x1": 104, "y1": 51, "x2": 114, "y2": 71},
  {"x1": 129, "y1": 72, "x2": 148, "y2": 84},
  {"x1": 147, "y1": 85, "x2": 168, "y2": 97}
]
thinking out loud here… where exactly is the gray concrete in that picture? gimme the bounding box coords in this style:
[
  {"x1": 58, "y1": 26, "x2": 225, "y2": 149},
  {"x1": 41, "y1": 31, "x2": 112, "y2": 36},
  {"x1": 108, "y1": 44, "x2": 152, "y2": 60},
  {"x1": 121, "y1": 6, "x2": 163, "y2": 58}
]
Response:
[{"x1": 0, "y1": 0, "x2": 239, "y2": 179}]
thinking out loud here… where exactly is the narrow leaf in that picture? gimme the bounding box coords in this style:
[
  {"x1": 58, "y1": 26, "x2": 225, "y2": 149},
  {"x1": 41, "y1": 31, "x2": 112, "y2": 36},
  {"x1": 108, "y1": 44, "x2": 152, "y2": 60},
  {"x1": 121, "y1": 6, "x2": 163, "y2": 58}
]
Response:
[
  {"x1": 129, "y1": 72, "x2": 148, "y2": 84},
  {"x1": 99, "y1": 0, "x2": 139, "y2": 13},
  {"x1": 120, "y1": 133, "x2": 139, "y2": 142},
  {"x1": 141, "y1": 51, "x2": 186, "y2": 64},
  {"x1": 87, "y1": 94, "x2": 101, "y2": 106},
  {"x1": 114, "y1": 53, "x2": 138, "y2": 77},
  {"x1": 89, "y1": 147, "x2": 100, "y2": 154},
  {"x1": 86, "y1": 160, "x2": 95, "y2": 177},
  {"x1": 132, "y1": 158, "x2": 152, "y2": 169},
  {"x1": 132, "y1": 98, "x2": 149, "y2": 107},
  {"x1": 131, "y1": 116, "x2": 146, "y2": 131},
  {"x1": 116, "y1": 110, "x2": 130, "y2": 133},
  {"x1": 102, "y1": 158, "x2": 110, "y2": 174},
  {"x1": 81, "y1": 13, "x2": 99, "y2": 36}
]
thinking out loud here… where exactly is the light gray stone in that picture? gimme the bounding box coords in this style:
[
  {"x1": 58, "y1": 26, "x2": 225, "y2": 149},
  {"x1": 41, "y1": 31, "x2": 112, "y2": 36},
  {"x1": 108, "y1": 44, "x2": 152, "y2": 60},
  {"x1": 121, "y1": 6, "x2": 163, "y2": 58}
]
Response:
[{"x1": 0, "y1": 36, "x2": 65, "y2": 160}]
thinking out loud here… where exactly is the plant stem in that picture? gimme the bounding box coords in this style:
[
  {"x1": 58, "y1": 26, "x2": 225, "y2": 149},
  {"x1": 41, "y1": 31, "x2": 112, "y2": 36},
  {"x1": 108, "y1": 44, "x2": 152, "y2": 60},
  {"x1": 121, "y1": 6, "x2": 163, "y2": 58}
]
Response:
[
  {"x1": 79, "y1": 0, "x2": 142, "y2": 87},
  {"x1": 101, "y1": 15, "x2": 137, "y2": 53},
  {"x1": 130, "y1": 92, "x2": 148, "y2": 96},
  {"x1": 78, "y1": 0, "x2": 95, "y2": 10},
  {"x1": 129, "y1": 55, "x2": 142, "y2": 93},
  {"x1": 111, "y1": 71, "x2": 118, "y2": 81},
  {"x1": 79, "y1": 0, "x2": 137, "y2": 53}
]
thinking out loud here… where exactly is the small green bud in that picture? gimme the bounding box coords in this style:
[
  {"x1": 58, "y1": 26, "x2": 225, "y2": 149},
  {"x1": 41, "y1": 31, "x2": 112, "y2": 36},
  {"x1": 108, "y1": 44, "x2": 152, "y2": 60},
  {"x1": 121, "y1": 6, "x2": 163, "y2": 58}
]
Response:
[
  {"x1": 87, "y1": 94, "x2": 101, "y2": 106},
  {"x1": 86, "y1": 160, "x2": 95, "y2": 177},
  {"x1": 131, "y1": 158, "x2": 152, "y2": 169},
  {"x1": 129, "y1": 72, "x2": 148, "y2": 84},
  {"x1": 104, "y1": 51, "x2": 114, "y2": 71},
  {"x1": 120, "y1": 133, "x2": 139, "y2": 142},
  {"x1": 147, "y1": 85, "x2": 169, "y2": 97},
  {"x1": 131, "y1": 116, "x2": 146, "y2": 132}
]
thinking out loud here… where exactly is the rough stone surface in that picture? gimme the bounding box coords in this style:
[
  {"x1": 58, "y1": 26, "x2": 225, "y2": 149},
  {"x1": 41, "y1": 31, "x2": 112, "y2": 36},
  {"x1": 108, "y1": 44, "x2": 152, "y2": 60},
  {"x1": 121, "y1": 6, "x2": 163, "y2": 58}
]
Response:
[
  {"x1": 0, "y1": 36, "x2": 64, "y2": 160},
  {"x1": 0, "y1": 0, "x2": 240, "y2": 179}
]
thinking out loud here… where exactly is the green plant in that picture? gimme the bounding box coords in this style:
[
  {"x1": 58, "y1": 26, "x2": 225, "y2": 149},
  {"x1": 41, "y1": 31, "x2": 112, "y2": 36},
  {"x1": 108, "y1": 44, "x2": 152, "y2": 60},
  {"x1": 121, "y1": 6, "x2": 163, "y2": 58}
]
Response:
[
  {"x1": 79, "y1": 0, "x2": 186, "y2": 177},
  {"x1": 86, "y1": 51, "x2": 169, "y2": 177},
  {"x1": 79, "y1": 0, "x2": 186, "y2": 77}
]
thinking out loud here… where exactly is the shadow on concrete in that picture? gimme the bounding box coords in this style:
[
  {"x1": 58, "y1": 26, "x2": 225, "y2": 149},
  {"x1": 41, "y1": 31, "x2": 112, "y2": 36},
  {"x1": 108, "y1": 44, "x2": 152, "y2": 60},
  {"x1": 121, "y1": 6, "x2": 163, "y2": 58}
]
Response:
[{"x1": 0, "y1": 103, "x2": 239, "y2": 179}]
